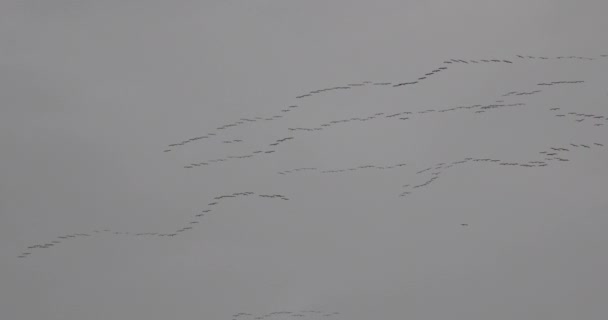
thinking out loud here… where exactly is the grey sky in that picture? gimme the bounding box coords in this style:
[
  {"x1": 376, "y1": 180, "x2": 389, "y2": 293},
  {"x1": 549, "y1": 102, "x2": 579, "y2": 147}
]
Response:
[{"x1": 2, "y1": 1, "x2": 608, "y2": 319}]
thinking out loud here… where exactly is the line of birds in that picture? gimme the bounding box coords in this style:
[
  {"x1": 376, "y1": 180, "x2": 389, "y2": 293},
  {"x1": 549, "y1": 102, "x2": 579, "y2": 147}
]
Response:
[
  {"x1": 163, "y1": 105, "x2": 301, "y2": 151},
  {"x1": 502, "y1": 90, "x2": 542, "y2": 97},
  {"x1": 537, "y1": 80, "x2": 585, "y2": 86},
  {"x1": 287, "y1": 102, "x2": 526, "y2": 133},
  {"x1": 18, "y1": 192, "x2": 291, "y2": 258},
  {"x1": 278, "y1": 162, "x2": 408, "y2": 175},
  {"x1": 398, "y1": 141, "x2": 605, "y2": 197},
  {"x1": 18, "y1": 53, "x2": 608, "y2": 258},
  {"x1": 162, "y1": 54, "x2": 606, "y2": 152},
  {"x1": 549, "y1": 108, "x2": 608, "y2": 126},
  {"x1": 232, "y1": 311, "x2": 340, "y2": 320},
  {"x1": 178, "y1": 76, "x2": 590, "y2": 170}
]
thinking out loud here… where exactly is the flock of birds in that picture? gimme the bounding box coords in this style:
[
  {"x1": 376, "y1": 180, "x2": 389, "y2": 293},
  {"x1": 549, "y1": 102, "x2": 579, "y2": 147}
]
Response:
[
  {"x1": 231, "y1": 311, "x2": 340, "y2": 320},
  {"x1": 17, "y1": 53, "x2": 608, "y2": 259},
  {"x1": 161, "y1": 54, "x2": 607, "y2": 152},
  {"x1": 17, "y1": 192, "x2": 289, "y2": 258}
]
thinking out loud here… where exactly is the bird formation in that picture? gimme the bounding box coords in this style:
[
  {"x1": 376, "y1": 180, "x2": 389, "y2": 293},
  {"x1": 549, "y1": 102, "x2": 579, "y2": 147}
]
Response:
[
  {"x1": 274, "y1": 132, "x2": 606, "y2": 199},
  {"x1": 516, "y1": 55, "x2": 596, "y2": 60},
  {"x1": 398, "y1": 141, "x2": 604, "y2": 197},
  {"x1": 286, "y1": 102, "x2": 526, "y2": 134},
  {"x1": 183, "y1": 102, "x2": 526, "y2": 170},
  {"x1": 17, "y1": 192, "x2": 290, "y2": 258},
  {"x1": 162, "y1": 54, "x2": 603, "y2": 153},
  {"x1": 231, "y1": 311, "x2": 340, "y2": 320},
  {"x1": 179, "y1": 76, "x2": 588, "y2": 171},
  {"x1": 164, "y1": 105, "x2": 301, "y2": 151},
  {"x1": 278, "y1": 162, "x2": 408, "y2": 176},
  {"x1": 223, "y1": 139, "x2": 244, "y2": 144},
  {"x1": 548, "y1": 108, "x2": 608, "y2": 126},
  {"x1": 17, "y1": 52, "x2": 608, "y2": 259},
  {"x1": 502, "y1": 90, "x2": 542, "y2": 97},
  {"x1": 537, "y1": 80, "x2": 585, "y2": 86}
]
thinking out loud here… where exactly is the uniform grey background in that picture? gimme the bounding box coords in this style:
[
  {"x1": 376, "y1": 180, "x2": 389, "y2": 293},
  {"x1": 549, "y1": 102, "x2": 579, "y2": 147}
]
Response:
[{"x1": 1, "y1": 1, "x2": 608, "y2": 319}]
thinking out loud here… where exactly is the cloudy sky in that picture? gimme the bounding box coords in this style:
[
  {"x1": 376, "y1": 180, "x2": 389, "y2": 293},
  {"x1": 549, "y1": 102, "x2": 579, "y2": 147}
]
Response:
[{"x1": 2, "y1": 1, "x2": 608, "y2": 319}]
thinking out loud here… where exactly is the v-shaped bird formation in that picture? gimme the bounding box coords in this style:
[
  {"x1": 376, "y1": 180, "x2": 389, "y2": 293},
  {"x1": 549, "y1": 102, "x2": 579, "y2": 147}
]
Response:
[{"x1": 17, "y1": 53, "x2": 608, "y2": 259}]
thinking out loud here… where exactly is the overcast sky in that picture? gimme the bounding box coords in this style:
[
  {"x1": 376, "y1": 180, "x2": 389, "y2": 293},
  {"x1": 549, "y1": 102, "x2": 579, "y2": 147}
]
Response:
[{"x1": 2, "y1": 1, "x2": 608, "y2": 320}]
